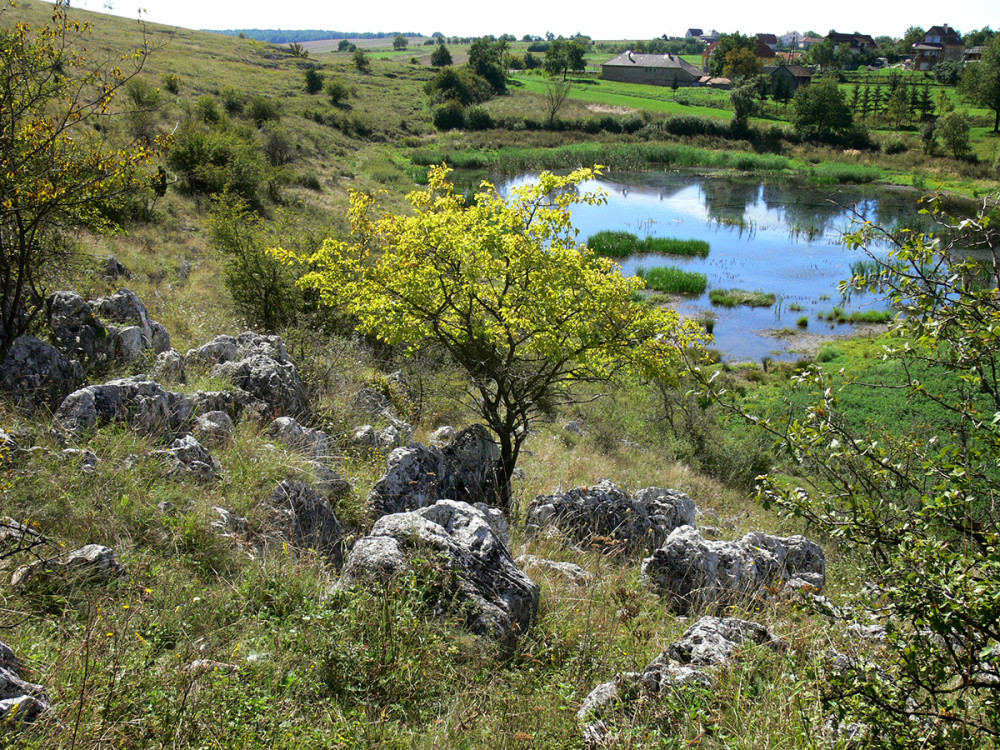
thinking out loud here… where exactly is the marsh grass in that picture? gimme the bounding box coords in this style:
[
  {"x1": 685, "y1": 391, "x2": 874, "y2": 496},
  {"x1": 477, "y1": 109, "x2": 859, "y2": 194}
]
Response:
[
  {"x1": 709, "y1": 288, "x2": 777, "y2": 308},
  {"x1": 589, "y1": 230, "x2": 710, "y2": 258},
  {"x1": 636, "y1": 265, "x2": 708, "y2": 295}
]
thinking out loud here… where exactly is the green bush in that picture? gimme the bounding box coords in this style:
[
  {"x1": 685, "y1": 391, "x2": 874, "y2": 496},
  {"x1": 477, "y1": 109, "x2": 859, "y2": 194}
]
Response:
[
  {"x1": 160, "y1": 73, "x2": 181, "y2": 94},
  {"x1": 195, "y1": 95, "x2": 221, "y2": 124},
  {"x1": 207, "y1": 190, "x2": 302, "y2": 331},
  {"x1": 464, "y1": 106, "x2": 494, "y2": 131},
  {"x1": 432, "y1": 101, "x2": 466, "y2": 131},
  {"x1": 325, "y1": 77, "x2": 353, "y2": 105},
  {"x1": 220, "y1": 87, "x2": 246, "y2": 115},
  {"x1": 166, "y1": 123, "x2": 265, "y2": 205},
  {"x1": 246, "y1": 95, "x2": 281, "y2": 126},
  {"x1": 304, "y1": 67, "x2": 324, "y2": 94}
]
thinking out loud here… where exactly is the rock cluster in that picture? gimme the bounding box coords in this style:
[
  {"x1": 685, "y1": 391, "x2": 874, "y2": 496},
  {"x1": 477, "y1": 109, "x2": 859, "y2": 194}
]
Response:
[
  {"x1": 0, "y1": 641, "x2": 50, "y2": 726},
  {"x1": 338, "y1": 499, "x2": 538, "y2": 643},
  {"x1": 525, "y1": 480, "x2": 697, "y2": 556},
  {"x1": 366, "y1": 425, "x2": 500, "y2": 518},
  {"x1": 11, "y1": 544, "x2": 125, "y2": 588},
  {"x1": 641, "y1": 526, "x2": 826, "y2": 613},
  {"x1": 579, "y1": 616, "x2": 784, "y2": 747}
]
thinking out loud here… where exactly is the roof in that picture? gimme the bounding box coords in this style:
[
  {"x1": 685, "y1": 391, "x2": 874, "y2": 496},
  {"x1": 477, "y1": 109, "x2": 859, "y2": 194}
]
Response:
[
  {"x1": 756, "y1": 33, "x2": 778, "y2": 45},
  {"x1": 827, "y1": 32, "x2": 877, "y2": 46},
  {"x1": 703, "y1": 39, "x2": 776, "y2": 60},
  {"x1": 924, "y1": 25, "x2": 963, "y2": 45},
  {"x1": 801, "y1": 36, "x2": 825, "y2": 44},
  {"x1": 686, "y1": 28, "x2": 703, "y2": 37},
  {"x1": 775, "y1": 64, "x2": 814, "y2": 78},
  {"x1": 603, "y1": 51, "x2": 702, "y2": 75}
]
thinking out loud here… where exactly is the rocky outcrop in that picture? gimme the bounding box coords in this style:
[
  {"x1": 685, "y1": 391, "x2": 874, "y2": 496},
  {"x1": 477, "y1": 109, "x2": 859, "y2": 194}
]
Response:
[
  {"x1": 193, "y1": 411, "x2": 235, "y2": 446},
  {"x1": 154, "y1": 435, "x2": 222, "y2": 482},
  {"x1": 269, "y1": 417, "x2": 333, "y2": 460},
  {"x1": 0, "y1": 641, "x2": 50, "y2": 726},
  {"x1": 366, "y1": 425, "x2": 500, "y2": 518},
  {"x1": 11, "y1": 544, "x2": 125, "y2": 588},
  {"x1": 151, "y1": 349, "x2": 185, "y2": 383},
  {"x1": 47, "y1": 290, "x2": 115, "y2": 368},
  {"x1": 0, "y1": 335, "x2": 84, "y2": 409},
  {"x1": 186, "y1": 332, "x2": 288, "y2": 369},
  {"x1": 91, "y1": 288, "x2": 168, "y2": 352},
  {"x1": 338, "y1": 499, "x2": 538, "y2": 642},
  {"x1": 267, "y1": 480, "x2": 344, "y2": 564},
  {"x1": 100, "y1": 255, "x2": 132, "y2": 281},
  {"x1": 55, "y1": 376, "x2": 192, "y2": 438},
  {"x1": 579, "y1": 616, "x2": 784, "y2": 747},
  {"x1": 641, "y1": 526, "x2": 826, "y2": 613},
  {"x1": 350, "y1": 424, "x2": 407, "y2": 454},
  {"x1": 525, "y1": 481, "x2": 697, "y2": 556},
  {"x1": 212, "y1": 353, "x2": 309, "y2": 419},
  {"x1": 516, "y1": 554, "x2": 593, "y2": 587}
]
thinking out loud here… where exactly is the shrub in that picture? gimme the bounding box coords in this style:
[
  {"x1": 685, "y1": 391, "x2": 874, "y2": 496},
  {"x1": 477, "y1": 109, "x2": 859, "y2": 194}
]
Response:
[
  {"x1": 325, "y1": 77, "x2": 353, "y2": 105},
  {"x1": 304, "y1": 67, "x2": 324, "y2": 94},
  {"x1": 464, "y1": 106, "x2": 494, "y2": 131},
  {"x1": 166, "y1": 124, "x2": 265, "y2": 205},
  {"x1": 195, "y1": 95, "x2": 221, "y2": 124},
  {"x1": 220, "y1": 87, "x2": 246, "y2": 115},
  {"x1": 160, "y1": 73, "x2": 181, "y2": 94},
  {"x1": 246, "y1": 96, "x2": 281, "y2": 126},
  {"x1": 432, "y1": 101, "x2": 466, "y2": 130}
]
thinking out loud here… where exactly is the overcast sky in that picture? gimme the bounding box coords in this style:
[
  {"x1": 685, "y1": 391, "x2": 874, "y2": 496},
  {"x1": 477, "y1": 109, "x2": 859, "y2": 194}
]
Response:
[{"x1": 60, "y1": 0, "x2": 995, "y2": 40}]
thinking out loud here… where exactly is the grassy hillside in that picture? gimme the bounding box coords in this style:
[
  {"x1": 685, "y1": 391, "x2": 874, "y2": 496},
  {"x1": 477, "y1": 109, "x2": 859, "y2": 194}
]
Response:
[{"x1": 2, "y1": 3, "x2": 999, "y2": 748}]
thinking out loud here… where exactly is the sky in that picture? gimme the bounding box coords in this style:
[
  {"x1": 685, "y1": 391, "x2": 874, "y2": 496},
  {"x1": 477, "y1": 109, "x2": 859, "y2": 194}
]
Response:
[{"x1": 57, "y1": 0, "x2": 996, "y2": 40}]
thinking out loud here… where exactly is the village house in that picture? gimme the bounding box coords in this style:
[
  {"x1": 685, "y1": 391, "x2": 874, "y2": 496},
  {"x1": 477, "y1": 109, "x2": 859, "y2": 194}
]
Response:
[
  {"x1": 780, "y1": 31, "x2": 803, "y2": 49},
  {"x1": 911, "y1": 24, "x2": 964, "y2": 70},
  {"x1": 701, "y1": 37, "x2": 776, "y2": 72},
  {"x1": 826, "y1": 31, "x2": 878, "y2": 55},
  {"x1": 601, "y1": 51, "x2": 703, "y2": 86},
  {"x1": 766, "y1": 63, "x2": 814, "y2": 92},
  {"x1": 798, "y1": 35, "x2": 825, "y2": 50}
]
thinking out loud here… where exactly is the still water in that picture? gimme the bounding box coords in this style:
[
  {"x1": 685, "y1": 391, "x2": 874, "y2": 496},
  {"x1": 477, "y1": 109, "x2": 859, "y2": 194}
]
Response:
[{"x1": 503, "y1": 171, "x2": 932, "y2": 362}]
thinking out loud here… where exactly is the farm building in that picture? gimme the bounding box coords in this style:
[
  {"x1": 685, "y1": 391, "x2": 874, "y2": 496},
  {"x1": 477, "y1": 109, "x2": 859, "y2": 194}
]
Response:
[{"x1": 601, "y1": 51, "x2": 703, "y2": 86}]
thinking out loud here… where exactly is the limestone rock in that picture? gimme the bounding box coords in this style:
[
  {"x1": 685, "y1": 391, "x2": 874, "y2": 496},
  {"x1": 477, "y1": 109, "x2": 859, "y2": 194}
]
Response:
[
  {"x1": 47, "y1": 290, "x2": 114, "y2": 368},
  {"x1": 269, "y1": 417, "x2": 333, "y2": 460},
  {"x1": 641, "y1": 526, "x2": 826, "y2": 613},
  {"x1": 0, "y1": 335, "x2": 84, "y2": 409},
  {"x1": 91, "y1": 288, "x2": 154, "y2": 347},
  {"x1": 366, "y1": 425, "x2": 500, "y2": 518},
  {"x1": 0, "y1": 642, "x2": 50, "y2": 726},
  {"x1": 154, "y1": 435, "x2": 222, "y2": 482},
  {"x1": 429, "y1": 425, "x2": 455, "y2": 446},
  {"x1": 578, "y1": 616, "x2": 782, "y2": 747},
  {"x1": 12, "y1": 544, "x2": 125, "y2": 588},
  {"x1": 212, "y1": 507, "x2": 248, "y2": 536},
  {"x1": 526, "y1": 480, "x2": 694, "y2": 556},
  {"x1": 305, "y1": 461, "x2": 352, "y2": 501},
  {"x1": 516, "y1": 554, "x2": 593, "y2": 586},
  {"x1": 56, "y1": 376, "x2": 191, "y2": 438},
  {"x1": 268, "y1": 480, "x2": 344, "y2": 564},
  {"x1": 212, "y1": 353, "x2": 309, "y2": 418},
  {"x1": 100, "y1": 255, "x2": 132, "y2": 281},
  {"x1": 186, "y1": 335, "x2": 238, "y2": 367},
  {"x1": 193, "y1": 411, "x2": 235, "y2": 446},
  {"x1": 151, "y1": 349, "x2": 186, "y2": 383},
  {"x1": 338, "y1": 499, "x2": 539, "y2": 642},
  {"x1": 350, "y1": 424, "x2": 406, "y2": 454}
]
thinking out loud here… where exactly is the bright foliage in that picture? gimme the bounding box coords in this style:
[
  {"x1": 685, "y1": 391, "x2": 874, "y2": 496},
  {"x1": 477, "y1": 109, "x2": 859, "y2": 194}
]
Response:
[{"x1": 276, "y1": 165, "x2": 707, "y2": 509}]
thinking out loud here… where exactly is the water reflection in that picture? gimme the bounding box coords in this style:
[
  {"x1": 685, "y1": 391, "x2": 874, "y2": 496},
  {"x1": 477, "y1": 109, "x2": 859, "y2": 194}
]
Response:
[{"x1": 501, "y1": 171, "x2": 935, "y2": 362}]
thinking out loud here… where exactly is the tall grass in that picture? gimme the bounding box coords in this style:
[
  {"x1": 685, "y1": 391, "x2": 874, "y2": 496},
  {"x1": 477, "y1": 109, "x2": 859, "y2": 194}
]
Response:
[
  {"x1": 709, "y1": 288, "x2": 777, "y2": 308},
  {"x1": 588, "y1": 230, "x2": 710, "y2": 258},
  {"x1": 809, "y1": 162, "x2": 885, "y2": 185},
  {"x1": 410, "y1": 143, "x2": 793, "y2": 174},
  {"x1": 636, "y1": 265, "x2": 707, "y2": 294}
]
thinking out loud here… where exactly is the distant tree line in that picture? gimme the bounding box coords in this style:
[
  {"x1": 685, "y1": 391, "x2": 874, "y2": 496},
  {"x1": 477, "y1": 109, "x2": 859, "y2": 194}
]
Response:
[{"x1": 208, "y1": 29, "x2": 419, "y2": 44}]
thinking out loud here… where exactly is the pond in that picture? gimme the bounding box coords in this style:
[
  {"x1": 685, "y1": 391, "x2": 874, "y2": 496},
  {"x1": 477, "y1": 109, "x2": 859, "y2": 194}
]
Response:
[{"x1": 502, "y1": 171, "x2": 934, "y2": 363}]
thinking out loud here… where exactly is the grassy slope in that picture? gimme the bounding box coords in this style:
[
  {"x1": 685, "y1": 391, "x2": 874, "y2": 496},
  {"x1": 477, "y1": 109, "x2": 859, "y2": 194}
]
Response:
[{"x1": 0, "y1": 4, "x2": 992, "y2": 748}]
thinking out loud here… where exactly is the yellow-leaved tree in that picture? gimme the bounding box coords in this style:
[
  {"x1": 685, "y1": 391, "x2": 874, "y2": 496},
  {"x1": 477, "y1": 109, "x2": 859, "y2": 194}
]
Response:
[
  {"x1": 275, "y1": 165, "x2": 707, "y2": 513},
  {"x1": 0, "y1": 0, "x2": 161, "y2": 354}
]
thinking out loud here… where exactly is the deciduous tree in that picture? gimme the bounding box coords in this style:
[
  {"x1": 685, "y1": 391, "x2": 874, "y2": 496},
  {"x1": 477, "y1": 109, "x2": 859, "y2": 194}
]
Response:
[
  {"x1": 0, "y1": 0, "x2": 159, "y2": 354},
  {"x1": 959, "y1": 35, "x2": 1000, "y2": 132},
  {"x1": 275, "y1": 166, "x2": 706, "y2": 513}
]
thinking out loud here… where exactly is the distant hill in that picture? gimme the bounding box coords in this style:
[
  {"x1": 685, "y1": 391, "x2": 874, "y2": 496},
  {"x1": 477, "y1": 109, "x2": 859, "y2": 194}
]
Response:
[{"x1": 206, "y1": 29, "x2": 421, "y2": 44}]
